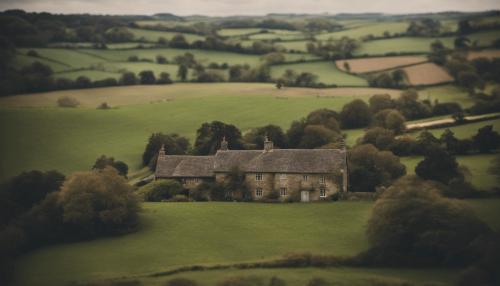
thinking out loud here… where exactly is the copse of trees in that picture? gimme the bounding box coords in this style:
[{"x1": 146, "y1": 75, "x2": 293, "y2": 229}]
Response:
[
  {"x1": 243, "y1": 125, "x2": 288, "y2": 149},
  {"x1": 306, "y1": 36, "x2": 359, "y2": 59},
  {"x1": 340, "y1": 99, "x2": 372, "y2": 129},
  {"x1": 415, "y1": 145, "x2": 462, "y2": 184},
  {"x1": 363, "y1": 176, "x2": 493, "y2": 267},
  {"x1": 194, "y1": 121, "x2": 245, "y2": 155},
  {"x1": 142, "y1": 133, "x2": 190, "y2": 168},
  {"x1": 92, "y1": 155, "x2": 129, "y2": 177}
]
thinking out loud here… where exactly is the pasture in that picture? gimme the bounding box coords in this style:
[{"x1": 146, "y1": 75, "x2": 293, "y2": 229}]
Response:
[
  {"x1": 127, "y1": 27, "x2": 205, "y2": 43},
  {"x1": 270, "y1": 61, "x2": 369, "y2": 86},
  {"x1": 401, "y1": 154, "x2": 498, "y2": 190},
  {"x1": 315, "y1": 21, "x2": 409, "y2": 40},
  {"x1": 13, "y1": 200, "x2": 500, "y2": 286},
  {"x1": 0, "y1": 83, "x2": 403, "y2": 180},
  {"x1": 335, "y1": 55, "x2": 427, "y2": 73}
]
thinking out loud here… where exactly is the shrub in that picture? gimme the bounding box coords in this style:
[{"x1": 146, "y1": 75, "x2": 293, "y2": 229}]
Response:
[
  {"x1": 97, "y1": 102, "x2": 111, "y2": 110},
  {"x1": 57, "y1": 96, "x2": 80, "y2": 108},
  {"x1": 140, "y1": 179, "x2": 183, "y2": 202},
  {"x1": 26, "y1": 50, "x2": 39, "y2": 57}
]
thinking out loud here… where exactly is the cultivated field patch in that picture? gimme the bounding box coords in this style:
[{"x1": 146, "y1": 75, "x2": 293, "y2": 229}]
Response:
[
  {"x1": 335, "y1": 55, "x2": 428, "y2": 73},
  {"x1": 467, "y1": 49, "x2": 500, "y2": 60},
  {"x1": 402, "y1": 62, "x2": 453, "y2": 85}
]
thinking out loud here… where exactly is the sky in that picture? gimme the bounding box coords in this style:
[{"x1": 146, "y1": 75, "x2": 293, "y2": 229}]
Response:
[{"x1": 0, "y1": 0, "x2": 499, "y2": 16}]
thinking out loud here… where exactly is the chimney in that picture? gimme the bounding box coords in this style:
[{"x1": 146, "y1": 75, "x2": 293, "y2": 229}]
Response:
[
  {"x1": 220, "y1": 136, "x2": 229, "y2": 151},
  {"x1": 263, "y1": 136, "x2": 273, "y2": 152},
  {"x1": 158, "y1": 144, "x2": 166, "y2": 159}
]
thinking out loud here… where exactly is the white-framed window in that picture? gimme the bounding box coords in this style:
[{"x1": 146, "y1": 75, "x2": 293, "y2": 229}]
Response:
[
  {"x1": 255, "y1": 173, "x2": 263, "y2": 181},
  {"x1": 255, "y1": 188, "x2": 263, "y2": 197},
  {"x1": 303, "y1": 175, "x2": 308, "y2": 181},
  {"x1": 319, "y1": 175, "x2": 326, "y2": 184},
  {"x1": 279, "y1": 173, "x2": 287, "y2": 180},
  {"x1": 280, "y1": 187, "x2": 287, "y2": 196},
  {"x1": 320, "y1": 188, "x2": 326, "y2": 198},
  {"x1": 194, "y1": 178, "x2": 200, "y2": 183}
]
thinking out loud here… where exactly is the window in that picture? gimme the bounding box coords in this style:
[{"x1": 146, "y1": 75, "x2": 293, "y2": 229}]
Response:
[
  {"x1": 279, "y1": 173, "x2": 287, "y2": 180},
  {"x1": 280, "y1": 187, "x2": 287, "y2": 196},
  {"x1": 255, "y1": 173, "x2": 263, "y2": 181},
  {"x1": 256, "y1": 188, "x2": 263, "y2": 197},
  {"x1": 320, "y1": 188, "x2": 326, "y2": 198},
  {"x1": 194, "y1": 178, "x2": 200, "y2": 183},
  {"x1": 319, "y1": 175, "x2": 325, "y2": 184},
  {"x1": 303, "y1": 175, "x2": 308, "y2": 181}
]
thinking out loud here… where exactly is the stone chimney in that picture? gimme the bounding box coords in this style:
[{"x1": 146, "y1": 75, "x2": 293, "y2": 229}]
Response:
[
  {"x1": 220, "y1": 136, "x2": 229, "y2": 151},
  {"x1": 263, "y1": 136, "x2": 273, "y2": 152},
  {"x1": 158, "y1": 144, "x2": 166, "y2": 159}
]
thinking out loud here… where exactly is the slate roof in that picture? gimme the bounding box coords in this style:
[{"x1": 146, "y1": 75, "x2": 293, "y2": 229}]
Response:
[{"x1": 155, "y1": 148, "x2": 346, "y2": 178}]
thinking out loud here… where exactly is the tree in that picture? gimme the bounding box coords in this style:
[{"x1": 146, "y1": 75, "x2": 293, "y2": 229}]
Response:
[
  {"x1": 157, "y1": 72, "x2": 173, "y2": 84},
  {"x1": 262, "y1": 52, "x2": 285, "y2": 65},
  {"x1": 343, "y1": 62, "x2": 350, "y2": 72},
  {"x1": 415, "y1": 146, "x2": 461, "y2": 184},
  {"x1": 391, "y1": 69, "x2": 406, "y2": 85},
  {"x1": 454, "y1": 36, "x2": 471, "y2": 49},
  {"x1": 194, "y1": 121, "x2": 244, "y2": 155},
  {"x1": 457, "y1": 71, "x2": 484, "y2": 92},
  {"x1": 372, "y1": 109, "x2": 406, "y2": 134},
  {"x1": 92, "y1": 155, "x2": 128, "y2": 177},
  {"x1": 243, "y1": 124, "x2": 288, "y2": 149},
  {"x1": 169, "y1": 34, "x2": 189, "y2": 48},
  {"x1": 139, "y1": 70, "x2": 156, "y2": 84},
  {"x1": 365, "y1": 176, "x2": 492, "y2": 266},
  {"x1": 348, "y1": 144, "x2": 406, "y2": 192},
  {"x1": 306, "y1": 109, "x2": 340, "y2": 131},
  {"x1": 360, "y1": 127, "x2": 395, "y2": 151},
  {"x1": 142, "y1": 133, "x2": 189, "y2": 167},
  {"x1": 473, "y1": 125, "x2": 500, "y2": 153},
  {"x1": 119, "y1": 72, "x2": 137, "y2": 85},
  {"x1": 298, "y1": 125, "x2": 339, "y2": 149},
  {"x1": 286, "y1": 119, "x2": 307, "y2": 148},
  {"x1": 440, "y1": 129, "x2": 459, "y2": 154},
  {"x1": 340, "y1": 99, "x2": 372, "y2": 129},
  {"x1": 294, "y1": 72, "x2": 317, "y2": 87},
  {"x1": 177, "y1": 64, "x2": 188, "y2": 81},
  {"x1": 369, "y1": 94, "x2": 394, "y2": 113},
  {"x1": 156, "y1": 55, "x2": 167, "y2": 64},
  {"x1": 58, "y1": 167, "x2": 139, "y2": 238}
]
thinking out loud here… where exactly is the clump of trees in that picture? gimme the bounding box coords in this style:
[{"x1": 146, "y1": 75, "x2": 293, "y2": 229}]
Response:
[
  {"x1": 142, "y1": 133, "x2": 190, "y2": 168},
  {"x1": 194, "y1": 121, "x2": 245, "y2": 155},
  {"x1": 363, "y1": 175, "x2": 493, "y2": 267},
  {"x1": 306, "y1": 36, "x2": 359, "y2": 59},
  {"x1": 92, "y1": 155, "x2": 129, "y2": 177}
]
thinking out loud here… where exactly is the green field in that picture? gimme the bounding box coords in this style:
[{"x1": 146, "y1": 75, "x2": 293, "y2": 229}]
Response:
[
  {"x1": 13, "y1": 200, "x2": 500, "y2": 286},
  {"x1": 217, "y1": 28, "x2": 263, "y2": 37},
  {"x1": 127, "y1": 27, "x2": 205, "y2": 43},
  {"x1": 0, "y1": 83, "x2": 402, "y2": 180},
  {"x1": 316, "y1": 21, "x2": 409, "y2": 40},
  {"x1": 275, "y1": 40, "x2": 309, "y2": 52},
  {"x1": 354, "y1": 30, "x2": 500, "y2": 55},
  {"x1": 270, "y1": 61, "x2": 368, "y2": 86},
  {"x1": 401, "y1": 154, "x2": 498, "y2": 190}
]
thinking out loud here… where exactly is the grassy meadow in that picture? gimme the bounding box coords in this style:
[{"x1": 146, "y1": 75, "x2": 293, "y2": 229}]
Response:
[{"x1": 13, "y1": 199, "x2": 500, "y2": 286}]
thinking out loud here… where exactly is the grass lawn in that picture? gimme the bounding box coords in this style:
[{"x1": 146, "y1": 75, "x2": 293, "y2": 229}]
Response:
[
  {"x1": 270, "y1": 61, "x2": 368, "y2": 86},
  {"x1": 401, "y1": 154, "x2": 498, "y2": 190},
  {"x1": 13, "y1": 199, "x2": 500, "y2": 286},
  {"x1": 0, "y1": 83, "x2": 403, "y2": 180},
  {"x1": 13, "y1": 202, "x2": 373, "y2": 286}
]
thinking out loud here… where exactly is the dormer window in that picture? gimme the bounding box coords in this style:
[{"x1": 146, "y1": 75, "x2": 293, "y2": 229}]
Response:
[{"x1": 255, "y1": 173, "x2": 263, "y2": 181}]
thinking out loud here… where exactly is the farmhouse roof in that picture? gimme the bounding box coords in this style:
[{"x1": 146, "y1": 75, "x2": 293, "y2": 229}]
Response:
[{"x1": 156, "y1": 148, "x2": 346, "y2": 178}]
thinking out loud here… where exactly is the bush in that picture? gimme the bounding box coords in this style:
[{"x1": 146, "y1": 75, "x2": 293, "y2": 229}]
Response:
[
  {"x1": 364, "y1": 176, "x2": 492, "y2": 267},
  {"x1": 140, "y1": 179, "x2": 183, "y2": 202},
  {"x1": 97, "y1": 102, "x2": 111, "y2": 110},
  {"x1": 57, "y1": 96, "x2": 80, "y2": 108}
]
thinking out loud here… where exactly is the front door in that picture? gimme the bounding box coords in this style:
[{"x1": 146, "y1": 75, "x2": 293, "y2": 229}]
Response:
[{"x1": 301, "y1": 191, "x2": 309, "y2": 202}]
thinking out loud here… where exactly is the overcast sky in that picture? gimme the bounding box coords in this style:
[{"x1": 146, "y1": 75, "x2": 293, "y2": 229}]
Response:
[{"x1": 0, "y1": 0, "x2": 499, "y2": 16}]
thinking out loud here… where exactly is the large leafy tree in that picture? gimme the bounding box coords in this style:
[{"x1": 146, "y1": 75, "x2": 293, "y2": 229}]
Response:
[
  {"x1": 194, "y1": 121, "x2": 244, "y2": 155},
  {"x1": 243, "y1": 124, "x2": 288, "y2": 149},
  {"x1": 142, "y1": 133, "x2": 189, "y2": 167},
  {"x1": 415, "y1": 146, "x2": 461, "y2": 184},
  {"x1": 340, "y1": 99, "x2": 372, "y2": 129}
]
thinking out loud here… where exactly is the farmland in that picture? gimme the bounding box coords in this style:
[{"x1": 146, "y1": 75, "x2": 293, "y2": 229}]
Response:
[
  {"x1": 401, "y1": 62, "x2": 454, "y2": 85},
  {"x1": 316, "y1": 21, "x2": 409, "y2": 40},
  {"x1": 335, "y1": 55, "x2": 427, "y2": 73},
  {"x1": 270, "y1": 61, "x2": 369, "y2": 86},
  {"x1": 13, "y1": 199, "x2": 500, "y2": 286}
]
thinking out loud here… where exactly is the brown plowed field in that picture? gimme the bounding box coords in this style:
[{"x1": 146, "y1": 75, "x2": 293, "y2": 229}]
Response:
[
  {"x1": 403, "y1": 62, "x2": 454, "y2": 85},
  {"x1": 336, "y1": 56, "x2": 427, "y2": 73}
]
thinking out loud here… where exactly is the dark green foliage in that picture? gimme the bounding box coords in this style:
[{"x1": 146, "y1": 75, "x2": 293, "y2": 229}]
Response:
[
  {"x1": 177, "y1": 64, "x2": 188, "y2": 81},
  {"x1": 348, "y1": 144, "x2": 406, "y2": 192},
  {"x1": 0, "y1": 170, "x2": 64, "y2": 222},
  {"x1": 394, "y1": 90, "x2": 431, "y2": 120},
  {"x1": 360, "y1": 127, "x2": 395, "y2": 151},
  {"x1": 439, "y1": 129, "x2": 459, "y2": 155},
  {"x1": 143, "y1": 133, "x2": 189, "y2": 167},
  {"x1": 194, "y1": 121, "x2": 244, "y2": 155},
  {"x1": 142, "y1": 180, "x2": 183, "y2": 202},
  {"x1": 340, "y1": 99, "x2": 372, "y2": 129},
  {"x1": 156, "y1": 55, "x2": 167, "y2": 64},
  {"x1": 415, "y1": 146, "x2": 461, "y2": 184},
  {"x1": 306, "y1": 278, "x2": 329, "y2": 286},
  {"x1": 406, "y1": 18, "x2": 441, "y2": 36},
  {"x1": 428, "y1": 40, "x2": 448, "y2": 65},
  {"x1": 157, "y1": 72, "x2": 173, "y2": 84},
  {"x1": 473, "y1": 125, "x2": 500, "y2": 153},
  {"x1": 372, "y1": 109, "x2": 406, "y2": 134},
  {"x1": 119, "y1": 72, "x2": 137, "y2": 85},
  {"x1": 218, "y1": 276, "x2": 264, "y2": 286},
  {"x1": 243, "y1": 125, "x2": 288, "y2": 149},
  {"x1": 432, "y1": 102, "x2": 462, "y2": 116},
  {"x1": 139, "y1": 70, "x2": 156, "y2": 84},
  {"x1": 489, "y1": 154, "x2": 500, "y2": 184},
  {"x1": 92, "y1": 155, "x2": 128, "y2": 177},
  {"x1": 305, "y1": 109, "x2": 340, "y2": 132},
  {"x1": 365, "y1": 176, "x2": 492, "y2": 267},
  {"x1": 169, "y1": 34, "x2": 189, "y2": 48},
  {"x1": 369, "y1": 94, "x2": 394, "y2": 113},
  {"x1": 104, "y1": 27, "x2": 134, "y2": 43},
  {"x1": 166, "y1": 278, "x2": 199, "y2": 286},
  {"x1": 298, "y1": 125, "x2": 339, "y2": 149}
]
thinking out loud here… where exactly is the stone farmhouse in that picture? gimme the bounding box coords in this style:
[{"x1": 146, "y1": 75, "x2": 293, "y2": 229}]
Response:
[{"x1": 155, "y1": 137, "x2": 348, "y2": 202}]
